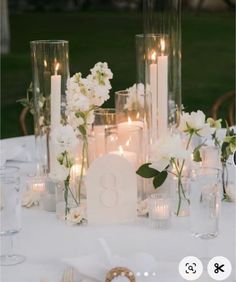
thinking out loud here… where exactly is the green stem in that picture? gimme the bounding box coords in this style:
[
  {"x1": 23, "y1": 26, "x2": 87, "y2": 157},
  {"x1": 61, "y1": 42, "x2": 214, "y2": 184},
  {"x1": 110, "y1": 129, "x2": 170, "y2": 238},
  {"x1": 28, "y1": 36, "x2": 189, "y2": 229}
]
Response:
[
  {"x1": 222, "y1": 162, "x2": 228, "y2": 200},
  {"x1": 78, "y1": 134, "x2": 88, "y2": 204},
  {"x1": 176, "y1": 176, "x2": 182, "y2": 216},
  {"x1": 64, "y1": 176, "x2": 70, "y2": 219}
]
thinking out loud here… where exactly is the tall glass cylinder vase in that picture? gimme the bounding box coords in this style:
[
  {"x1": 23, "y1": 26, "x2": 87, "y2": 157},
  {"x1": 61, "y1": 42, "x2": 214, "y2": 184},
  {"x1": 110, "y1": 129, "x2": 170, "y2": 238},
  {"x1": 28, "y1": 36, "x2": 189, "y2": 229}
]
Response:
[
  {"x1": 143, "y1": 0, "x2": 182, "y2": 145},
  {"x1": 30, "y1": 40, "x2": 69, "y2": 175}
]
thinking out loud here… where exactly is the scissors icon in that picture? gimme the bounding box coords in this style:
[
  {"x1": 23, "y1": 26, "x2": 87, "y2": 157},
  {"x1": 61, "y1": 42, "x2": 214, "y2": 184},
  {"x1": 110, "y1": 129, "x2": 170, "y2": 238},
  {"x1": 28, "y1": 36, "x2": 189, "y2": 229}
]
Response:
[{"x1": 214, "y1": 263, "x2": 225, "y2": 274}]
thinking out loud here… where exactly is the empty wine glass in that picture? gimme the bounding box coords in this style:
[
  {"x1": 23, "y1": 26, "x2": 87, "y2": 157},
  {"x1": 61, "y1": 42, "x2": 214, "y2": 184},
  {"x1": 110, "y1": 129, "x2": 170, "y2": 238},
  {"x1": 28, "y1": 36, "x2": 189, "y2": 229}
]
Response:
[{"x1": 0, "y1": 166, "x2": 25, "y2": 265}]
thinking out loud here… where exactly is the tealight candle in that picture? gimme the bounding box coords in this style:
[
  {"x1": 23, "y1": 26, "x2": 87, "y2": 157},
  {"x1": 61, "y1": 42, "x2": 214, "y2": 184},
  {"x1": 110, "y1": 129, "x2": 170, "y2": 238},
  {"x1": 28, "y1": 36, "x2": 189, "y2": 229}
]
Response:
[
  {"x1": 118, "y1": 116, "x2": 144, "y2": 130},
  {"x1": 148, "y1": 193, "x2": 171, "y2": 229},
  {"x1": 31, "y1": 182, "x2": 45, "y2": 193}
]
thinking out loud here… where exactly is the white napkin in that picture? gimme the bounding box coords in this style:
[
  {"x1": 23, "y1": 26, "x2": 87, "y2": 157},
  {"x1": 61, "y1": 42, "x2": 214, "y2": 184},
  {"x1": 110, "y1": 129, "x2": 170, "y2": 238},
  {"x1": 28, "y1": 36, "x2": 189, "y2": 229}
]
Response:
[
  {"x1": 0, "y1": 144, "x2": 32, "y2": 164},
  {"x1": 64, "y1": 239, "x2": 158, "y2": 282}
]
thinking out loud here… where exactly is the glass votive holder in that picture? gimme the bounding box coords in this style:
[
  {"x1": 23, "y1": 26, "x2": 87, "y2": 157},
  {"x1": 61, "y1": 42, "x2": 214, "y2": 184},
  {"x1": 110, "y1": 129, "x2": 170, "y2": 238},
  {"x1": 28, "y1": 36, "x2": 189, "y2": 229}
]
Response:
[
  {"x1": 92, "y1": 108, "x2": 117, "y2": 158},
  {"x1": 26, "y1": 175, "x2": 46, "y2": 207},
  {"x1": 27, "y1": 175, "x2": 46, "y2": 193},
  {"x1": 148, "y1": 193, "x2": 171, "y2": 229}
]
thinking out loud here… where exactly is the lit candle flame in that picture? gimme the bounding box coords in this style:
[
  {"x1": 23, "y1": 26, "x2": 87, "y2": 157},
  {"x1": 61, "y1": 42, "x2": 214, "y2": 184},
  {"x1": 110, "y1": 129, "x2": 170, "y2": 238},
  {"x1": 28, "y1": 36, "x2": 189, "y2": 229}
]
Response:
[
  {"x1": 119, "y1": 145, "x2": 124, "y2": 156},
  {"x1": 160, "y1": 39, "x2": 165, "y2": 53},
  {"x1": 126, "y1": 138, "x2": 131, "y2": 147},
  {"x1": 55, "y1": 63, "x2": 59, "y2": 75},
  {"x1": 136, "y1": 112, "x2": 140, "y2": 119},
  {"x1": 44, "y1": 60, "x2": 47, "y2": 68},
  {"x1": 128, "y1": 116, "x2": 132, "y2": 124},
  {"x1": 151, "y1": 51, "x2": 157, "y2": 62}
]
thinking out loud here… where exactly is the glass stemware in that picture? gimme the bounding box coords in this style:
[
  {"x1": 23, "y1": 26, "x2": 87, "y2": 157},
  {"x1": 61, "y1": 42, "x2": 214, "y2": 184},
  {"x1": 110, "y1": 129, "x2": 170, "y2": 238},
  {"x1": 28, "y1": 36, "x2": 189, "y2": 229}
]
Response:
[{"x1": 0, "y1": 166, "x2": 25, "y2": 266}]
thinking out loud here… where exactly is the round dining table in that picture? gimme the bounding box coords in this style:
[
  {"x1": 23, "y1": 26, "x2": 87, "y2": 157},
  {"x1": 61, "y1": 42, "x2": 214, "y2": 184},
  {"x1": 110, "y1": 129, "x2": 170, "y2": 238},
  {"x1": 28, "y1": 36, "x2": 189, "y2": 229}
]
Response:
[{"x1": 1, "y1": 136, "x2": 236, "y2": 282}]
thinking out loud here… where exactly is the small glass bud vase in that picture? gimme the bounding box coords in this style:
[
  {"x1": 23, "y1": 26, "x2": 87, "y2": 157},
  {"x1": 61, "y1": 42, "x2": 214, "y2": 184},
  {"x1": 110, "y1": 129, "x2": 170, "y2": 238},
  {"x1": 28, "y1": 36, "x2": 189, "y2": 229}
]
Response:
[
  {"x1": 190, "y1": 168, "x2": 221, "y2": 239},
  {"x1": 221, "y1": 161, "x2": 235, "y2": 202},
  {"x1": 55, "y1": 180, "x2": 79, "y2": 221},
  {"x1": 171, "y1": 175, "x2": 190, "y2": 217}
]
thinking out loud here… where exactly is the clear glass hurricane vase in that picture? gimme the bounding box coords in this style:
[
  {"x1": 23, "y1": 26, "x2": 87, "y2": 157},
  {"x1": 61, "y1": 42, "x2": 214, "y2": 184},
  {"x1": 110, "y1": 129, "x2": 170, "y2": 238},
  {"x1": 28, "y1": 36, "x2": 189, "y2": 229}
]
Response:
[
  {"x1": 143, "y1": 0, "x2": 182, "y2": 143},
  {"x1": 30, "y1": 40, "x2": 69, "y2": 175}
]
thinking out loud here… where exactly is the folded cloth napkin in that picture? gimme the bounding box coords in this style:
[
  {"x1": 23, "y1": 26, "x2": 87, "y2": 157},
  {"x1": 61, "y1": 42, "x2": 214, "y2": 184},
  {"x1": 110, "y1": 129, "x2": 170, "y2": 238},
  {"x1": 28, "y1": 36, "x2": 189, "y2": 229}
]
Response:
[
  {"x1": 0, "y1": 143, "x2": 32, "y2": 164},
  {"x1": 64, "y1": 238, "x2": 158, "y2": 282}
]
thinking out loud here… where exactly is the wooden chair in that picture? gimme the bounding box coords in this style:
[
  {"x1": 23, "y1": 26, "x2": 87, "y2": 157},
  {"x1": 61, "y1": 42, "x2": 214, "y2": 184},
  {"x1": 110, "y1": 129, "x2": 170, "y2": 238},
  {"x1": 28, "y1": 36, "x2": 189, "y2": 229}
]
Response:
[
  {"x1": 19, "y1": 107, "x2": 30, "y2": 136},
  {"x1": 211, "y1": 91, "x2": 236, "y2": 126}
]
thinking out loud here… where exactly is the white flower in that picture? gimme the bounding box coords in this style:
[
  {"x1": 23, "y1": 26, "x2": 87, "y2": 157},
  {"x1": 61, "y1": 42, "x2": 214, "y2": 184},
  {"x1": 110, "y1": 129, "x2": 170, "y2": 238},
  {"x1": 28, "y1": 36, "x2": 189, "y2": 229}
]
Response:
[
  {"x1": 207, "y1": 117, "x2": 222, "y2": 129},
  {"x1": 178, "y1": 110, "x2": 211, "y2": 137},
  {"x1": 149, "y1": 133, "x2": 190, "y2": 172},
  {"x1": 124, "y1": 83, "x2": 145, "y2": 111},
  {"x1": 66, "y1": 207, "x2": 86, "y2": 225},
  {"x1": 49, "y1": 163, "x2": 70, "y2": 181},
  {"x1": 90, "y1": 62, "x2": 113, "y2": 86},
  {"x1": 137, "y1": 199, "x2": 148, "y2": 216},
  {"x1": 65, "y1": 62, "x2": 113, "y2": 134},
  {"x1": 51, "y1": 124, "x2": 78, "y2": 153},
  {"x1": 21, "y1": 190, "x2": 41, "y2": 208}
]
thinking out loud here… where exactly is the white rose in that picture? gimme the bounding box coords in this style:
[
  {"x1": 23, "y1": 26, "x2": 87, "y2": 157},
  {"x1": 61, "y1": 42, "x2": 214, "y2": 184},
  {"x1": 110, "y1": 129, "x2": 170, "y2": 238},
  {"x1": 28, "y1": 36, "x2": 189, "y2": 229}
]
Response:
[
  {"x1": 137, "y1": 199, "x2": 148, "y2": 216},
  {"x1": 21, "y1": 191, "x2": 40, "y2": 208},
  {"x1": 66, "y1": 207, "x2": 86, "y2": 225},
  {"x1": 149, "y1": 133, "x2": 190, "y2": 172},
  {"x1": 179, "y1": 110, "x2": 211, "y2": 137}
]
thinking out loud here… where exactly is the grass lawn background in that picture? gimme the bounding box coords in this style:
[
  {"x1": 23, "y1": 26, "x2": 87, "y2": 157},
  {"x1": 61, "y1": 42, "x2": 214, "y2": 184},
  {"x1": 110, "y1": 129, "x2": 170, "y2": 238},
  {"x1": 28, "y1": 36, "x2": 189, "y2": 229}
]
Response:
[{"x1": 1, "y1": 11, "x2": 235, "y2": 138}]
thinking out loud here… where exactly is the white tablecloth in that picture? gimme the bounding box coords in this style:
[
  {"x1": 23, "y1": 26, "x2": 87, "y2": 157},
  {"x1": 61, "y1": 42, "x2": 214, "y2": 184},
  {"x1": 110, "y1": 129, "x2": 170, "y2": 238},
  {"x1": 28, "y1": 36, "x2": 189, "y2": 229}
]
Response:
[{"x1": 1, "y1": 136, "x2": 236, "y2": 282}]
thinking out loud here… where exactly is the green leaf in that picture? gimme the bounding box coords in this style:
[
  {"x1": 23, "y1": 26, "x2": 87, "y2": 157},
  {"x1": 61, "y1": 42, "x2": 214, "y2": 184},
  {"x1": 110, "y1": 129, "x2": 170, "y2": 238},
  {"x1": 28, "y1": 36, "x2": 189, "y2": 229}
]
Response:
[
  {"x1": 153, "y1": 171, "x2": 168, "y2": 188},
  {"x1": 193, "y1": 148, "x2": 202, "y2": 162},
  {"x1": 78, "y1": 125, "x2": 86, "y2": 136},
  {"x1": 75, "y1": 111, "x2": 86, "y2": 120},
  {"x1": 136, "y1": 163, "x2": 159, "y2": 178}
]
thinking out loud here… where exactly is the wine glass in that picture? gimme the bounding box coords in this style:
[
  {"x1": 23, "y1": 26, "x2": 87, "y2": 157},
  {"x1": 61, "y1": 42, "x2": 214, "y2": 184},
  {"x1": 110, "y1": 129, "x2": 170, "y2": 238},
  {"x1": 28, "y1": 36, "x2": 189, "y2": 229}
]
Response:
[{"x1": 0, "y1": 166, "x2": 25, "y2": 265}]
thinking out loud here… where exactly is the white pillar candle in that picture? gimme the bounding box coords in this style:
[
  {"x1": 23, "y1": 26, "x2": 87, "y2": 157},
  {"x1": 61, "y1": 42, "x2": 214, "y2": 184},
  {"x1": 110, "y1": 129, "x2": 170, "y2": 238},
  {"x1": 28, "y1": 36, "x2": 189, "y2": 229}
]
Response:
[
  {"x1": 149, "y1": 51, "x2": 158, "y2": 142},
  {"x1": 157, "y1": 39, "x2": 168, "y2": 137},
  {"x1": 50, "y1": 63, "x2": 61, "y2": 175},
  {"x1": 50, "y1": 63, "x2": 61, "y2": 131}
]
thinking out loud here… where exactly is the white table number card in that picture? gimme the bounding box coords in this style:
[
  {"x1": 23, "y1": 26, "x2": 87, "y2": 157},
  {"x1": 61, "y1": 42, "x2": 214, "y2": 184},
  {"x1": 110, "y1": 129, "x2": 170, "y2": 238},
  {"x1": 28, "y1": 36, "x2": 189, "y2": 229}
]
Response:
[{"x1": 86, "y1": 154, "x2": 137, "y2": 224}]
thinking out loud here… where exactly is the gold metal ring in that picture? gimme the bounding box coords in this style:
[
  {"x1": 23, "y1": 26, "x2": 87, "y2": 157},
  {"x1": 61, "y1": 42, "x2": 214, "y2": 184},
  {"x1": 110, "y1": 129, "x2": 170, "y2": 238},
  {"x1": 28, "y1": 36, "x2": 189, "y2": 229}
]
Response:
[{"x1": 105, "y1": 267, "x2": 136, "y2": 282}]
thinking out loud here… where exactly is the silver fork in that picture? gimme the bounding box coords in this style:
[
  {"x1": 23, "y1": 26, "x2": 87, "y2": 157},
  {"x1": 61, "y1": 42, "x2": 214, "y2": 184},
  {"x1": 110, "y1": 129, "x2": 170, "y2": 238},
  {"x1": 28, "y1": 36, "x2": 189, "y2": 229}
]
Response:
[{"x1": 61, "y1": 267, "x2": 75, "y2": 282}]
